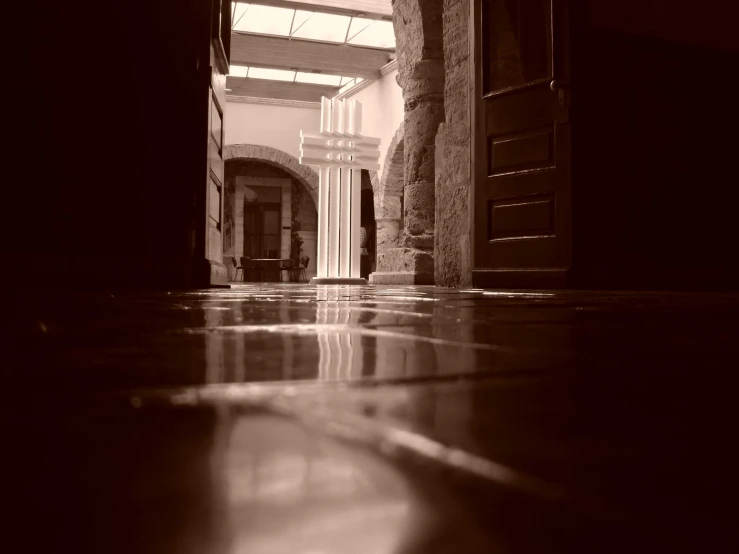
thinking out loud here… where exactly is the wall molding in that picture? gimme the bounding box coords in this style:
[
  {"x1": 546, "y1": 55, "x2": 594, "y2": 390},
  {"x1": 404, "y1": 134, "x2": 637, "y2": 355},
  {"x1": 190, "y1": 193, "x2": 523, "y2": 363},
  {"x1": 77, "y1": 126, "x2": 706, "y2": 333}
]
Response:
[
  {"x1": 225, "y1": 95, "x2": 321, "y2": 109},
  {"x1": 380, "y1": 59, "x2": 398, "y2": 76},
  {"x1": 333, "y1": 78, "x2": 376, "y2": 101},
  {"x1": 334, "y1": 60, "x2": 397, "y2": 101}
]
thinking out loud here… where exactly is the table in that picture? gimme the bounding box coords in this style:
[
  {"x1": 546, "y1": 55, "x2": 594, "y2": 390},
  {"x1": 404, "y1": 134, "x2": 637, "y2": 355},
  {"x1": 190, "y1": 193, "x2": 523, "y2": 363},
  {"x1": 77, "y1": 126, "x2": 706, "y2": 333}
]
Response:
[{"x1": 242, "y1": 259, "x2": 291, "y2": 282}]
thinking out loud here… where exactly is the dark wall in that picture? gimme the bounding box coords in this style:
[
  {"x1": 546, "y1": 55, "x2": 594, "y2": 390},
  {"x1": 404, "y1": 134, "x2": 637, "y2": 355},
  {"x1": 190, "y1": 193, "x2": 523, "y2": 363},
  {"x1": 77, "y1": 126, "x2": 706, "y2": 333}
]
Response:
[
  {"x1": 582, "y1": 0, "x2": 739, "y2": 54},
  {"x1": 12, "y1": 0, "x2": 215, "y2": 289},
  {"x1": 569, "y1": 1, "x2": 739, "y2": 289}
]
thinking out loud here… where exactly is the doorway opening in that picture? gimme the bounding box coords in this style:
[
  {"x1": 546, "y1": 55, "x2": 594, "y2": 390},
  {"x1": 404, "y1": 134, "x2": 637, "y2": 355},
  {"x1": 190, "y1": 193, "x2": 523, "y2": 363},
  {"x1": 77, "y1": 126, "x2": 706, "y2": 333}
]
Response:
[{"x1": 361, "y1": 170, "x2": 377, "y2": 279}]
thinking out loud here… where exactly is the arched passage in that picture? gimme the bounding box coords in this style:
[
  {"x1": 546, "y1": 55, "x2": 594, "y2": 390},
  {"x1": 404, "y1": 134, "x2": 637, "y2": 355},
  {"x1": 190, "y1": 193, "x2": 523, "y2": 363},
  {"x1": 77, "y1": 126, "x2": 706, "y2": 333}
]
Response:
[
  {"x1": 223, "y1": 145, "x2": 319, "y2": 280},
  {"x1": 224, "y1": 144, "x2": 319, "y2": 206},
  {"x1": 373, "y1": 123, "x2": 405, "y2": 273}
]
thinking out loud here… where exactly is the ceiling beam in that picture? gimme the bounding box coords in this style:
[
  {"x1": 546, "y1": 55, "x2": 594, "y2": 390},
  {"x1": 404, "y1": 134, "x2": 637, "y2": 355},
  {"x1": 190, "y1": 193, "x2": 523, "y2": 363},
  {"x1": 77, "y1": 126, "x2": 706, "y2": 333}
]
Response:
[
  {"x1": 246, "y1": 1, "x2": 393, "y2": 20},
  {"x1": 225, "y1": 76, "x2": 338, "y2": 102},
  {"x1": 230, "y1": 33, "x2": 393, "y2": 80}
]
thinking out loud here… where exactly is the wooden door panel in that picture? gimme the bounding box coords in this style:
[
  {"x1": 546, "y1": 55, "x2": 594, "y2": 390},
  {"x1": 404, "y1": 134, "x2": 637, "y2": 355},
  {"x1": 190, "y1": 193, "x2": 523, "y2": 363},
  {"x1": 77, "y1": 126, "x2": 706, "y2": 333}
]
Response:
[
  {"x1": 489, "y1": 127, "x2": 554, "y2": 175},
  {"x1": 473, "y1": 0, "x2": 571, "y2": 288},
  {"x1": 488, "y1": 168, "x2": 557, "y2": 198},
  {"x1": 486, "y1": 236, "x2": 561, "y2": 267},
  {"x1": 485, "y1": 84, "x2": 560, "y2": 135},
  {"x1": 490, "y1": 195, "x2": 555, "y2": 239}
]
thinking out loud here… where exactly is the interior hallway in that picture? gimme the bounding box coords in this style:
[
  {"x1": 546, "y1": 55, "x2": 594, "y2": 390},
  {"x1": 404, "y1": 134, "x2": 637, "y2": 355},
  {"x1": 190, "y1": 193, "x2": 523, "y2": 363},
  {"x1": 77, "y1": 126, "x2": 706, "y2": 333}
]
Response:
[{"x1": 14, "y1": 284, "x2": 739, "y2": 553}]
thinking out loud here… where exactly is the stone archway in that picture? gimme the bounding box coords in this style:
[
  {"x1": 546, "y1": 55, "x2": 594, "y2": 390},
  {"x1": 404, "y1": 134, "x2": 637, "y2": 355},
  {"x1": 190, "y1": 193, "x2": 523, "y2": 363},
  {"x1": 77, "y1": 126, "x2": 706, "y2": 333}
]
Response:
[
  {"x1": 224, "y1": 144, "x2": 319, "y2": 207},
  {"x1": 224, "y1": 145, "x2": 319, "y2": 280},
  {"x1": 372, "y1": 123, "x2": 405, "y2": 274}
]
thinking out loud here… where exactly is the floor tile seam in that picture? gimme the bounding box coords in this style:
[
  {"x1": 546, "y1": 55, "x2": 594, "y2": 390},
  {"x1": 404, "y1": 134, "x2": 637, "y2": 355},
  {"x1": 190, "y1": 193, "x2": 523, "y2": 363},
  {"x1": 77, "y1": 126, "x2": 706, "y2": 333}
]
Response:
[
  {"x1": 190, "y1": 324, "x2": 523, "y2": 351},
  {"x1": 264, "y1": 395, "x2": 570, "y2": 504},
  {"x1": 117, "y1": 370, "x2": 567, "y2": 409}
]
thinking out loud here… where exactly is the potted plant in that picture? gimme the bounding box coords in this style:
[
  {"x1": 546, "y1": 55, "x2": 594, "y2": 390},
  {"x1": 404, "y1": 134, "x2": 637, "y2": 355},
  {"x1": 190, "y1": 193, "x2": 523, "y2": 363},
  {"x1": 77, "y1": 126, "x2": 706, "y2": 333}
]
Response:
[{"x1": 290, "y1": 230, "x2": 303, "y2": 282}]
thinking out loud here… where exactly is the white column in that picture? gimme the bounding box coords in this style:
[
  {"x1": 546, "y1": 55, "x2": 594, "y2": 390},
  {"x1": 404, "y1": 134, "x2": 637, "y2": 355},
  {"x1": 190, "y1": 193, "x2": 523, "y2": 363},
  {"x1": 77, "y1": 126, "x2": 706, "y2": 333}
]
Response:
[
  {"x1": 354, "y1": 101, "x2": 362, "y2": 135},
  {"x1": 339, "y1": 167, "x2": 352, "y2": 277},
  {"x1": 300, "y1": 97, "x2": 379, "y2": 284},
  {"x1": 328, "y1": 166, "x2": 341, "y2": 277},
  {"x1": 351, "y1": 168, "x2": 362, "y2": 278},
  {"x1": 317, "y1": 167, "x2": 329, "y2": 278},
  {"x1": 321, "y1": 97, "x2": 332, "y2": 134},
  {"x1": 332, "y1": 97, "x2": 344, "y2": 136}
]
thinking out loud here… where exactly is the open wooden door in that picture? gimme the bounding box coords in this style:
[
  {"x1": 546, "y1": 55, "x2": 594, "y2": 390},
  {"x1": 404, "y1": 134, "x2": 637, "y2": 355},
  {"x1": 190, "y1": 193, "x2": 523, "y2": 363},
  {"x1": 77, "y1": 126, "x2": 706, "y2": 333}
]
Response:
[{"x1": 472, "y1": 0, "x2": 571, "y2": 288}]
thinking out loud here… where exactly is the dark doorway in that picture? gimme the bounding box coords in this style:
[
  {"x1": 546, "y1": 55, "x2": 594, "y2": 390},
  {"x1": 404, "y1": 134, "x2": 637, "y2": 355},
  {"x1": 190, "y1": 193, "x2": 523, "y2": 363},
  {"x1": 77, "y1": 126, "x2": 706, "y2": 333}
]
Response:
[
  {"x1": 360, "y1": 171, "x2": 376, "y2": 280},
  {"x1": 243, "y1": 203, "x2": 281, "y2": 259}
]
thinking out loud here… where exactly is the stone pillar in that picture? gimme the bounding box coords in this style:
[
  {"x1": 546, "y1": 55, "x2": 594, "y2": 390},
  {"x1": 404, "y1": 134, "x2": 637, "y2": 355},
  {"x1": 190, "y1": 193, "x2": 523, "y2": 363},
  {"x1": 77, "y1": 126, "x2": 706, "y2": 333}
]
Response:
[
  {"x1": 376, "y1": 193, "x2": 403, "y2": 256},
  {"x1": 435, "y1": 0, "x2": 472, "y2": 287},
  {"x1": 371, "y1": 0, "x2": 445, "y2": 285}
]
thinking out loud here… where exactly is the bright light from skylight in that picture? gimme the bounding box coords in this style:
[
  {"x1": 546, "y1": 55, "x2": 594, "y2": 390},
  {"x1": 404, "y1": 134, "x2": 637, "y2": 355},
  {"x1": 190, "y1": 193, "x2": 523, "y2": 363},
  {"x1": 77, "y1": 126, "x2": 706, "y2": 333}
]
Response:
[
  {"x1": 291, "y1": 10, "x2": 313, "y2": 34},
  {"x1": 233, "y1": 4, "x2": 294, "y2": 36},
  {"x1": 226, "y1": 64, "x2": 363, "y2": 90},
  {"x1": 232, "y1": 3, "x2": 249, "y2": 29},
  {"x1": 248, "y1": 67, "x2": 296, "y2": 81},
  {"x1": 230, "y1": 2, "x2": 396, "y2": 49},
  {"x1": 295, "y1": 72, "x2": 342, "y2": 86},
  {"x1": 229, "y1": 65, "x2": 249, "y2": 77},
  {"x1": 291, "y1": 12, "x2": 351, "y2": 43},
  {"x1": 348, "y1": 20, "x2": 396, "y2": 49},
  {"x1": 347, "y1": 18, "x2": 373, "y2": 41}
]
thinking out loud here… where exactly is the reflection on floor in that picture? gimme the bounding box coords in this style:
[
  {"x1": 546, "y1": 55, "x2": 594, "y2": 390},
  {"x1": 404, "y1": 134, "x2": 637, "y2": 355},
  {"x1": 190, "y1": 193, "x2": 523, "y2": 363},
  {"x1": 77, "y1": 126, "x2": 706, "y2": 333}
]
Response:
[{"x1": 15, "y1": 285, "x2": 739, "y2": 553}]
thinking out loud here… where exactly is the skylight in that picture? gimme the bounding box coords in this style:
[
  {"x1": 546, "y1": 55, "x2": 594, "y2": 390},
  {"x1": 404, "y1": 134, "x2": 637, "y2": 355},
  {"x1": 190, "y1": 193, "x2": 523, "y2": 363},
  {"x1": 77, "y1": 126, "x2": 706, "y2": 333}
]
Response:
[
  {"x1": 248, "y1": 67, "x2": 296, "y2": 82},
  {"x1": 227, "y1": 66, "x2": 362, "y2": 90},
  {"x1": 295, "y1": 72, "x2": 343, "y2": 86},
  {"x1": 228, "y1": 65, "x2": 249, "y2": 77},
  {"x1": 291, "y1": 11, "x2": 351, "y2": 43},
  {"x1": 231, "y1": 2, "x2": 396, "y2": 50},
  {"x1": 347, "y1": 20, "x2": 396, "y2": 49},
  {"x1": 233, "y1": 4, "x2": 294, "y2": 35}
]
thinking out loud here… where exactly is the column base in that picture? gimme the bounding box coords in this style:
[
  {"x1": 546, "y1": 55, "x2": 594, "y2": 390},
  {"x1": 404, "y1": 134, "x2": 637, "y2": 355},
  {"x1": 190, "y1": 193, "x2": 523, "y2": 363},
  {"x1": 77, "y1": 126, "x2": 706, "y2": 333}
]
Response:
[
  {"x1": 369, "y1": 272, "x2": 434, "y2": 285},
  {"x1": 310, "y1": 277, "x2": 369, "y2": 285}
]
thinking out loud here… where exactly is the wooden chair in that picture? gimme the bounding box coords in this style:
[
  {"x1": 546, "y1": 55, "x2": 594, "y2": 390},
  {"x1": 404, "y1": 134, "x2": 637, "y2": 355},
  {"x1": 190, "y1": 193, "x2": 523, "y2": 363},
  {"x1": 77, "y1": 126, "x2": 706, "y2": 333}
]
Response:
[
  {"x1": 231, "y1": 257, "x2": 244, "y2": 281},
  {"x1": 279, "y1": 259, "x2": 294, "y2": 282},
  {"x1": 297, "y1": 257, "x2": 309, "y2": 282}
]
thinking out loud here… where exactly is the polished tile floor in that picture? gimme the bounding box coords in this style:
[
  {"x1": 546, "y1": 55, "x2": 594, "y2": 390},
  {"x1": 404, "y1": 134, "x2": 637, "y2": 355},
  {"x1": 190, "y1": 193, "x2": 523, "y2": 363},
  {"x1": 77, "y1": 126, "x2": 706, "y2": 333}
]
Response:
[{"x1": 13, "y1": 285, "x2": 739, "y2": 553}]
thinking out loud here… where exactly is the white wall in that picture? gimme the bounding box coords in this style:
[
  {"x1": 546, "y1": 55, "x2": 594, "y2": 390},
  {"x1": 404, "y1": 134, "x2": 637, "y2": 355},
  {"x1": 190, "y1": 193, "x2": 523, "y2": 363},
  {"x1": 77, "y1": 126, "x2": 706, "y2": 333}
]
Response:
[
  {"x1": 224, "y1": 69, "x2": 404, "y2": 177},
  {"x1": 345, "y1": 69, "x2": 404, "y2": 178},
  {"x1": 224, "y1": 102, "x2": 321, "y2": 159}
]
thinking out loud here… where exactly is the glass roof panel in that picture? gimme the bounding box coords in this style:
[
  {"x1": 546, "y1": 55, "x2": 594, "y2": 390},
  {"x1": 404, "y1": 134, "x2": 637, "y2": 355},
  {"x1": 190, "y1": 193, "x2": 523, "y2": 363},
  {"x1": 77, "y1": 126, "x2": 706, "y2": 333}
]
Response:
[
  {"x1": 291, "y1": 11, "x2": 351, "y2": 43},
  {"x1": 290, "y1": 10, "x2": 313, "y2": 36},
  {"x1": 228, "y1": 65, "x2": 249, "y2": 77},
  {"x1": 233, "y1": 4, "x2": 294, "y2": 36},
  {"x1": 231, "y1": 3, "x2": 250, "y2": 30},
  {"x1": 347, "y1": 17, "x2": 373, "y2": 41},
  {"x1": 248, "y1": 67, "x2": 296, "y2": 82},
  {"x1": 295, "y1": 72, "x2": 342, "y2": 86},
  {"x1": 348, "y1": 20, "x2": 396, "y2": 49}
]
